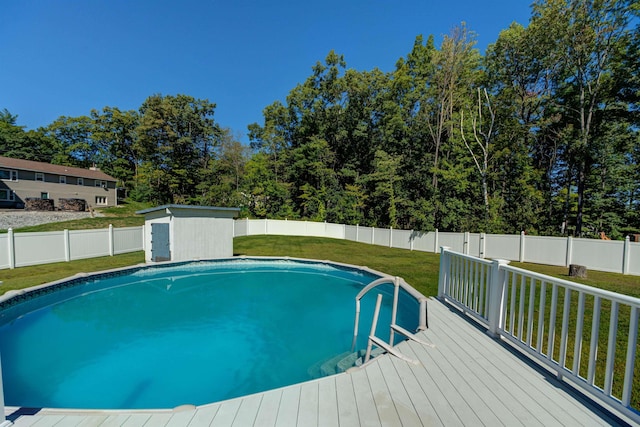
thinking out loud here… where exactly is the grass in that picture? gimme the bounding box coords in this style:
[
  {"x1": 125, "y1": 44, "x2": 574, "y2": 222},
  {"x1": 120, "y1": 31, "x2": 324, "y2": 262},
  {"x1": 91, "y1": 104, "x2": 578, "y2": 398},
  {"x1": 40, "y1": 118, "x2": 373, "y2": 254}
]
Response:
[
  {"x1": 233, "y1": 235, "x2": 442, "y2": 297},
  {"x1": 3, "y1": 234, "x2": 639, "y2": 299},
  {"x1": 0, "y1": 251, "x2": 145, "y2": 293},
  {"x1": 1, "y1": 200, "x2": 150, "y2": 233}
]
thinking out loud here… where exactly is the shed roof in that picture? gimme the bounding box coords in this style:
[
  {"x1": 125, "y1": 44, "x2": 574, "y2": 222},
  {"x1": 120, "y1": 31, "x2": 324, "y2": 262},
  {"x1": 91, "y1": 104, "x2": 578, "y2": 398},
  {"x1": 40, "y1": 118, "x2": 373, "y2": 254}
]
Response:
[
  {"x1": 136, "y1": 204, "x2": 241, "y2": 215},
  {"x1": 0, "y1": 156, "x2": 116, "y2": 181}
]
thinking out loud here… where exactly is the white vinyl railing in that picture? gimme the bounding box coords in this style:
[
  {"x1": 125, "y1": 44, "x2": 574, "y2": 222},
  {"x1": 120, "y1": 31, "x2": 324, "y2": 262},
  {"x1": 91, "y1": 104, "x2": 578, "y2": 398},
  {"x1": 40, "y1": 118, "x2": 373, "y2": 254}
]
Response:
[{"x1": 438, "y1": 248, "x2": 640, "y2": 424}]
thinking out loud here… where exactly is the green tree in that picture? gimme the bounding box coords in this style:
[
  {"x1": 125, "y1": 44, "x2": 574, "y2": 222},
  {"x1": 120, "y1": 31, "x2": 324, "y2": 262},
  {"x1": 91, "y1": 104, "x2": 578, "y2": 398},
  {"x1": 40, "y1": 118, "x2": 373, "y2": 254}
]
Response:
[{"x1": 136, "y1": 94, "x2": 219, "y2": 204}]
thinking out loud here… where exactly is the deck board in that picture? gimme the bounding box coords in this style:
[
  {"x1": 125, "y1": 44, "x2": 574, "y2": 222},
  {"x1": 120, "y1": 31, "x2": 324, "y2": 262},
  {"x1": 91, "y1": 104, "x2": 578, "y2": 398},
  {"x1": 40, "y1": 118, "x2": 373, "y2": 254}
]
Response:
[
  {"x1": 4, "y1": 298, "x2": 630, "y2": 427},
  {"x1": 252, "y1": 390, "x2": 281, "y2": 427}
]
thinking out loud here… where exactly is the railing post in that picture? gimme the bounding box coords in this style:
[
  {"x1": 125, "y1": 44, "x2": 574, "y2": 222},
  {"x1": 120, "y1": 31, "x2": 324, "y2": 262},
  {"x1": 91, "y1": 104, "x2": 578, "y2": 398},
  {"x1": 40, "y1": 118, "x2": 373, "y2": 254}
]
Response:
[
  {"x1": 108, "y1": 224, "x2": 114, "y2": 256},
  {"x1": 622, "y1": 236, "x2": 630, "y2": 275},
  {"x1": 519, "y1": 231, "x2": 526, "y2": 262},
  {"x1": 7, "y1": 228, "x2": 15, "y2": 269},
  {"x1": 64, "y1": 229, "x2": 71, "y2": 262},
  {"x1": 487, "y1": 258, "x2": 510, "y2": 337},
  {"x1": 438, "y1": 246, "x2": 451, "y2": 297}
]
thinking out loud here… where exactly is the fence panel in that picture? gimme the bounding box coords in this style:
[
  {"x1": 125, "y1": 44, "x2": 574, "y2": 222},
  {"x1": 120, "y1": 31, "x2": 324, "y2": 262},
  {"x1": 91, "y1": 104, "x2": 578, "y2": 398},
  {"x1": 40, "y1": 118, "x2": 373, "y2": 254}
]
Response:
[
  {"x1": 629, "y1": 242, "x2": 640, "y2": 276},
  {"x1": 69, "y1": 229, "x2": 110, "y2": 260},
  {"x1": 265, "y1": 219, "x2": 296, "y2": 235},
  {"x1": 439, "y1": 232, "x2": 465, "y2": 253},
  {"x1": 0, "y1": 234, "x2": 8, "y2": 269},
  {"x1": 412, "y1": 231, "x2": 435, "y2": 252},
  {"x1": 14, "y1": 231, "x2": 66, "y2": 267},
  {"x1": 325, "y1": 223, "x2": 345, "y2": 239},
  {"x1": 113, "y1": 226, "x2": 144, "y2": 254},
  {"x1": 571, "y1": 239, "x2": 625, "y2": 273},
  {"x1": 484, "y1": 234, "x2": 520, "y2": 260},
  {"x1": 391, "y1": 229, "x2": 412, "y2": 250},
  {"x1": 373, "y1": 227, "x2": 390, "y2": 247},
  {"x1": 234, "y1": 219, "x2": 247, "y2": 237},
  {"x1": 345, "y1": 225, "x2": 358, "y2": 241},
  {"x1": 303, "y1": 221, "x2": 327, "y2": 237},
  {"x1": 523, "y1": 235, "x2": 567, "y2": 266},
  {"x1": 357, "y1": 226, "x2": 374, "y2": 244},
  {"x1": 247, "y1": 219, "x2": 266, "y2": 235}
]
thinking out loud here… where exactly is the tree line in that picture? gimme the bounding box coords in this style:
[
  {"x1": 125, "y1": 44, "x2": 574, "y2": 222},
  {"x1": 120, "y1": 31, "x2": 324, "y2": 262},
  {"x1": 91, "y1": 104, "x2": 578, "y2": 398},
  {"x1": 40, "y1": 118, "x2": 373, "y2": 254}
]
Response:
[{"x1": 1, "y1": 0, "x2": 638, "y2": 238}]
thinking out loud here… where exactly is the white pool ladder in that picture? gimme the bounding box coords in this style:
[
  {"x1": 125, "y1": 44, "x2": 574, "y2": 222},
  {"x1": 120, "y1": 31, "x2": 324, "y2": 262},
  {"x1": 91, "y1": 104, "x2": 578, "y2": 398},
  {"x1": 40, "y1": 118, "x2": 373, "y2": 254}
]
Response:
[{"x1": 351, "y1": 276, "x2": 432, "y2": 365}]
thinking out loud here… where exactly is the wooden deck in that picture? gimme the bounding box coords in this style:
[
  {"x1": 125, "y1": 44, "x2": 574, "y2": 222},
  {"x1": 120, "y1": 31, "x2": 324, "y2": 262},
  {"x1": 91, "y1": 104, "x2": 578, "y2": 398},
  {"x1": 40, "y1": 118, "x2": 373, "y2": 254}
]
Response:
[{"x1": 5, "y1": 298, "x2": 631, "y2": 426}]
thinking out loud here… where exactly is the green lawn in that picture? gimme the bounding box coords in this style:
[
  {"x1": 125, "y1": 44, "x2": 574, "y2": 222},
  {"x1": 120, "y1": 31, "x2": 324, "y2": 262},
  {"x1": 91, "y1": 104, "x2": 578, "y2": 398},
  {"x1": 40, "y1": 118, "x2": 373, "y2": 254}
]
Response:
[
  {"x1": 0, "y1": 200, "x2": 149, "y2": 233},
  {"x1": 3, "y1": 235, "x2": 639, "y2": 299}
]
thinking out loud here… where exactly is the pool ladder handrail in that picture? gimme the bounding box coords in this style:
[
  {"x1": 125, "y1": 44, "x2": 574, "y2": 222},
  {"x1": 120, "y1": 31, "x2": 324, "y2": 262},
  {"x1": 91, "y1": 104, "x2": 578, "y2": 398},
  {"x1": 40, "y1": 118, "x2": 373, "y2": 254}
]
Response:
[{"x1": 351, "y1": 276, "x2": 431, "y2": 364}]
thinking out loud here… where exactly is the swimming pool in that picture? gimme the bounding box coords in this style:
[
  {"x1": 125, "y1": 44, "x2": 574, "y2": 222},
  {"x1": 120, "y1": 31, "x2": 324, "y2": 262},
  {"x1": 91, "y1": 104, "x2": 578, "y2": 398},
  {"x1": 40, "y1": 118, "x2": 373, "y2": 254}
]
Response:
[{"x1": 0, "y1": 258, "x2": 421, "y2": 410}]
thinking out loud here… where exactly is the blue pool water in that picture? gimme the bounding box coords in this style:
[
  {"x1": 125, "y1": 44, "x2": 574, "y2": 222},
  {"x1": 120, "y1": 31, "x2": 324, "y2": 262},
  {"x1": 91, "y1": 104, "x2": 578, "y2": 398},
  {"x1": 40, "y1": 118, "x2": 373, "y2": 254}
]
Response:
[{"x1": 0, "y1": 259, "x2": 420, "y2": 409}]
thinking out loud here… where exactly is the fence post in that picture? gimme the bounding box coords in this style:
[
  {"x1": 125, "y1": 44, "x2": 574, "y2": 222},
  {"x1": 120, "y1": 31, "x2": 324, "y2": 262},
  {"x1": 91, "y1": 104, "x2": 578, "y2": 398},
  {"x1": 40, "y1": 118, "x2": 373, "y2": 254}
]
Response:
[
  {"x1": 519, "y1": 231, "x2": 526, "y2": 262},
  {"x1": 264, "y1": 218, "x2": 268, "y2": 235},
  {"x1": 410, "y1": 230, "x2": 414, "y2": 251},
  {"x1": 438, "y1": 246, "x2": 451, "y2": 297},
  {"x1": 371, "y1": 227, "x2": 375, "y2": 245},
  {"x1": 488, "y1": 258, "x2": 510, "y2": 337},
  {"x1": 64, "y1": 229, "x2": 71, "y2": 262},
  {"x1": 479, "y1": 233, "x2": 486, "y2": 258},
  {"x1": 434, "y1": 229, "x2": 439, "y2": 253},
  {"x1": 343, "y1": 223, "x2": 346, "y2": 240},
  {"x1": 7, "y1": 228, "x2": 15, "y2": 269},
  {"x1": 566, "y1": 236, "x2": 573, "y2": 267},
  {"x1": 356, "y1": 224, "x2": 359, "y2": 242},
  {"x1": 389, "y1": 227, "x2": 393, "y2": 248},
  {"x1": 622, "y1": 236, "x2": 630, "y2": 275},
  {"x1": 108, "y1": 224, "x2": 114, "y2": 256},
  {"x1": 464, "y1": 232, "x2": 470, "y2": 254}
]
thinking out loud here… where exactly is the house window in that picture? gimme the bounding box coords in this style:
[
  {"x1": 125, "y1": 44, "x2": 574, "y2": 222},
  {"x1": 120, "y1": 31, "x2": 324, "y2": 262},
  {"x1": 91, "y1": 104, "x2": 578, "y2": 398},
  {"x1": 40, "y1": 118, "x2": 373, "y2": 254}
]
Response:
[
  {"x1": 59, "y1": 175, "x2": 67, "y2": 184},
  {"x1": 0, "y1": 169, "x2": 18, "y2": 181},
  {"x1": 35, "y1": 172, "x2": 44, "y2": 182},
  {"x1": 41, "y1": 192, "x2": 49, "y2": 199},
  {"x1": 95, "y1": 180, "x2": 107, "y2": 188},
  {"x1": 0, "y1": 189, "x2": 14, "y2": 201},
  {"x1": 77, "y1": 177, "x2": 84, "y2": 185},
  {"x1": 95, "y1": 196, "x2": 107, "y2": 205}
]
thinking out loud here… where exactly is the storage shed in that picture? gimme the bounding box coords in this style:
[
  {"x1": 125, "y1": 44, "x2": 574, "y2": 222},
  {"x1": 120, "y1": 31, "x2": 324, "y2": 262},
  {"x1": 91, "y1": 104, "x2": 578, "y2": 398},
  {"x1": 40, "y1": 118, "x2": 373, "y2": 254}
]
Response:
[{"x1": 136, "y1": 205, "x2": 240, "y2": 262}]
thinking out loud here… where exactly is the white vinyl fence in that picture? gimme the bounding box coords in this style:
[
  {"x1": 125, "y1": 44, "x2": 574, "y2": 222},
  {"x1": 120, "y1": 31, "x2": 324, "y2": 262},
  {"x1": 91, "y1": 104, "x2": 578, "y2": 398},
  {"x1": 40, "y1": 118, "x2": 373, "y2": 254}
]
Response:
[
  {"x1": 234, "y1": 218, "x2": 640, "y2": 276},
  {"x1": 0, "y1": 225, "x2": 144, "y2": 269},
  {"x1": 438, "y1": 248, "x2": 640, "y2": 425}
]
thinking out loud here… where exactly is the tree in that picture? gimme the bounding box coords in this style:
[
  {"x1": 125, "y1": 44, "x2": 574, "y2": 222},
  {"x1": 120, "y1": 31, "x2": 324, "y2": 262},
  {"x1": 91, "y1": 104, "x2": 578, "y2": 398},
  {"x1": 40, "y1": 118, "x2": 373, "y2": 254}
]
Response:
[
  {"x1": 136, "y1": 94, "x2": 220, "y2": 204},
  {"x1": 91, "y1": 107, "x2": 140, "y2": 190},
  {"x1": 531, "y1": 0, "x2": 636, "y2": 235}
]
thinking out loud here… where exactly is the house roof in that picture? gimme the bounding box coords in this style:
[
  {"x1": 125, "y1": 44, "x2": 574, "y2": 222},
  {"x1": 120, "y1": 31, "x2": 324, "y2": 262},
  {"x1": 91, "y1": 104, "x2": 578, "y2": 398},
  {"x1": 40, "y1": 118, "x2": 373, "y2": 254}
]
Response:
[{"x1": 0, "y1": 156, "x2": 116, "y2": 181}]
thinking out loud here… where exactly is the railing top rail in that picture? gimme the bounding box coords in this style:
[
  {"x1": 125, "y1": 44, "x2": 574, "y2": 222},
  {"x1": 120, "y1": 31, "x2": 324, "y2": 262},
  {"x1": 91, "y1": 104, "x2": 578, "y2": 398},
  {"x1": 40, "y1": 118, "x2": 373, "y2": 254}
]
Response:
[
  {"x1": 356, "y1": 276, "x2": 427, "y2": 302},
  {"x1": 442, "y1": 248, "x2": 494, "y2": 266},
  {"x1": 503, "y1": 263, "x2": 640, "y2": 308}
]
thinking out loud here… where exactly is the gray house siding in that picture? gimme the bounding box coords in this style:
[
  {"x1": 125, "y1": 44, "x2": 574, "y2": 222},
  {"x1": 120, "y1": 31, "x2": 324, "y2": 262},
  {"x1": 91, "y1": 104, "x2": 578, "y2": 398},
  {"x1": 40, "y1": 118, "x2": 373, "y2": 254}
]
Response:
[{"x1": 0, "y1": 159, "x2": 117, "y2": 209}]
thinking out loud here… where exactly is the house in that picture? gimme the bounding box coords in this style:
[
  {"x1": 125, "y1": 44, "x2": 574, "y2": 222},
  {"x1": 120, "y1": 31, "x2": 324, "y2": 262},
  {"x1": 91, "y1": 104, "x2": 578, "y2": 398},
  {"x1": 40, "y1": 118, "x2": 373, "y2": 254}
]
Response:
[{"x1": 0, "y1": 156, "x2": 117, "y2": 209}]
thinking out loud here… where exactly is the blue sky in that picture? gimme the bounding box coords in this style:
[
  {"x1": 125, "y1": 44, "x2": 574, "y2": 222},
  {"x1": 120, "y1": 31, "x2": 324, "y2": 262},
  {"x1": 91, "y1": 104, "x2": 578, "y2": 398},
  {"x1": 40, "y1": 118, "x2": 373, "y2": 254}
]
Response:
[{"x1": 1, "y1": 1, "x2": 533, "y2": 142}]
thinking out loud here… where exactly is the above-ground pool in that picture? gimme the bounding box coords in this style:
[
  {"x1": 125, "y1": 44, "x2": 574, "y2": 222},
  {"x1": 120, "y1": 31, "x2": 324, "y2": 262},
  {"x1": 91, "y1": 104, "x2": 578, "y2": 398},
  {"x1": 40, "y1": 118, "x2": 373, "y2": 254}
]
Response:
[{"x1": 0, "y1": 258, "x2": 422, "y2": 410}]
